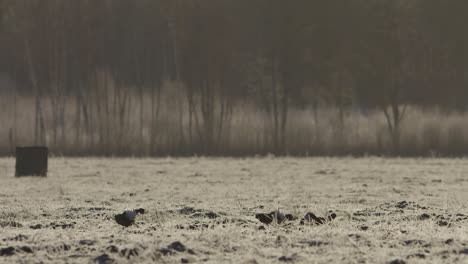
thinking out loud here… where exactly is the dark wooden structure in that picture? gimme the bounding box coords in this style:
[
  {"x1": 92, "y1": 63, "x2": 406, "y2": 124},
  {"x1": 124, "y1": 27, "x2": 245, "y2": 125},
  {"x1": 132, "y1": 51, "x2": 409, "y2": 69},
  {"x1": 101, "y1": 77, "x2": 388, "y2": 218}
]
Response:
[{"x1": 15, "y1": 147, "x2": 48, "y2": 177}]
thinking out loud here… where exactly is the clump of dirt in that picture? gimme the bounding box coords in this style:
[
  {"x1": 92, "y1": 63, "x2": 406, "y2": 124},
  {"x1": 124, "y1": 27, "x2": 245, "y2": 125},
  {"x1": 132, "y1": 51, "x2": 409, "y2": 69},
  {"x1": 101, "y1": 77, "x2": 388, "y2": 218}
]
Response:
[
  {"x1": 299, "y1": 240, "x2": 329, "y2": 247},
  {"x1": 278, "y1": 253, "x2": 299, "y2": 262},
  {"x1": 353, "y1": 201, "x2": 436, "y2": 224},
  {"x1": 177, "y1": 216, "x2": 254, "y2": 230},
  {"x1": 2, "y1": 234, "x2": 28, "y2": 242},
  {"x1": 407, "y1": 253, "x2": 426, "y2": 259},
  {"x1": 402, "y1": 239, "x2": 431, "y2": 248},
  {"x1": 30, "y1": 221, "x2": 76, "y2": 229},
  {"x1": 0, "y1": 245, "x2": 34, "y2": 257},
  {"x1": 355, "y1": 201, "x2": 430, "y2": 218},
  {"x1": 181, "y1": 256, "x2": 196, "y2": 263},
  {"x1": 63, "y1": 207, "x2": 112, "y2": 219},
  {"x1": 176, "y1": 221, "x2": 210, "y2": 230},
  {"x1": 358, "y1": 225, "x2": 369, "y2": 231},
  {"x1": 315, "y1": 169, "x2": 336, "y2": 175},
  {"x1": 79, "y1": 240, "x2": 96, "y2": 246},
  {"x1": 437, "y1": 248, "x2": 468, "y2": 259},
  {"x1": 0, "y1": 247, "x2": 15, "y2": 257},
  {"x1": 354, "y1": 201, "x2": 468, "y2": 230},
  {"x1": 178, "y1": 207, "x2": 221, "y2": 219},
  {"x1": 19, "y1": 246, "x2": 33, "y2": 254},
  {"x1": 159, "y1": 241, "x2": 195, "y2": 256},
  {"x1": 388, "y1": 259, "x2": 406, "y2": 264},
  {"x1": 0, "y1": 221, "x2": 23, "y2": 228},
  {"x1": 434, "y1": 213, "x2": 468, "y2": 227},
  {"x1": 93, "y1": 253, "x2": 115, "y2": 264},
  {"x1": 51, "y1": 222, "x2": 76, "y2": 229},
  {"x1": 417, "y1": 213, "x2": 431, "y2": 220},
  {"x1": 383, "y1": 201, "x2": 429, "y2": 211},
  {"x1": 40, "y1": 243, "x2": 72, "y2": 254}
]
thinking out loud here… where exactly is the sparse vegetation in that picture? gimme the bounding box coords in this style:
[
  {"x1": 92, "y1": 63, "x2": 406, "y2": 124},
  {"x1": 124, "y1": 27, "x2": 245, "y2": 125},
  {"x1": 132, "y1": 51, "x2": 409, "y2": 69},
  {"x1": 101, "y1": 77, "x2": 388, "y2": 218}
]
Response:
[{"x1": 0, "y1": 157, "x2": 468, "y2": 263}]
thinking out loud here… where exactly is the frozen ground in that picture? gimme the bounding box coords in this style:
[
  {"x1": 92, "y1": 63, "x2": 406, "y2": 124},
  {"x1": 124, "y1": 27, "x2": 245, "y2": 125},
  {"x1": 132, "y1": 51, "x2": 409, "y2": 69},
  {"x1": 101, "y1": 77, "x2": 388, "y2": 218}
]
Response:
[{"x1": 0, "y1": 157, "x2": 468, "y2": 263}]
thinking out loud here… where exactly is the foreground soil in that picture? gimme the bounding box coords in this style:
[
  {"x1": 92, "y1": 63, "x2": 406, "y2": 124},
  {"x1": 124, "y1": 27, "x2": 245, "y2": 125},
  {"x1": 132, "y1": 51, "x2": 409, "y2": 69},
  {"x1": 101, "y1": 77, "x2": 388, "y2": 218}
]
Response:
[{"x1": 0, "y1": 157, "x2": 467, "y2": 263}]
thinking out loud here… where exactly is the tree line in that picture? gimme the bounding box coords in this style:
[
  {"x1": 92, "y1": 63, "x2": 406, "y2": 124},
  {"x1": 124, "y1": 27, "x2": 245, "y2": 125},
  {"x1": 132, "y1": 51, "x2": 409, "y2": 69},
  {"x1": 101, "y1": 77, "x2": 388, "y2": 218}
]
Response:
[{"x1": 1, "y1": 0, "x2": 468, "y2": 156}]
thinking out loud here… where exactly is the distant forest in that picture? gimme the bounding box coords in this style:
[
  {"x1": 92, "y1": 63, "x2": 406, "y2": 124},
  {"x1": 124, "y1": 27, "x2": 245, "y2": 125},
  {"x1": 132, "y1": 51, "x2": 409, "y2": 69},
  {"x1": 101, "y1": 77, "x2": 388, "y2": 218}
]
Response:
[{"x1": 1, "y1": 0, "x2": 468, "y2": 156}]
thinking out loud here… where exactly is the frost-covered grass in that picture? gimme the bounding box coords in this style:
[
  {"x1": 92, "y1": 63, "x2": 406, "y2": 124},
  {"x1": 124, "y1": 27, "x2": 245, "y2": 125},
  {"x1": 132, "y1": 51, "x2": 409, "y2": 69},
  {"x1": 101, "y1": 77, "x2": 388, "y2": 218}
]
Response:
[{"x1": 0, "y1": 157, "x2": 467, "y2": 263}]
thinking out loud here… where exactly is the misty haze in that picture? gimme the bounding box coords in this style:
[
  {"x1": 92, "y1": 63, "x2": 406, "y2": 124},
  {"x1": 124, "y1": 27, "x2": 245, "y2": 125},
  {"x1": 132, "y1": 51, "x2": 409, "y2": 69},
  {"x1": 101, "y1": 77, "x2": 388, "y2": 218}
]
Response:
[{"x1": 1, "y1": 1, "x2": 468, "y2": 264}]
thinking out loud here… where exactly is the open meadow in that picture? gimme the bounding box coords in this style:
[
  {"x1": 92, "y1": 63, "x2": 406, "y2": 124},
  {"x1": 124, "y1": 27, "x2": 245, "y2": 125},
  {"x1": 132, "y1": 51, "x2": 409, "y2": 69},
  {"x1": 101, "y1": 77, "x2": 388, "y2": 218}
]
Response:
[{"x1": 0, "y1": 157, "x2": 468, "y2": 263}]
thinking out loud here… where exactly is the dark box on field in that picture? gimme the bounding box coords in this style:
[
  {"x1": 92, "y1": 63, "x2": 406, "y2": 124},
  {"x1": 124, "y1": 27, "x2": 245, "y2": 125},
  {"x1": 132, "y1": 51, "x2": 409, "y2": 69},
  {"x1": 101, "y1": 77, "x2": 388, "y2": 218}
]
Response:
[{"x1": 15, "y1": 146, "x2": 48, "y2": 177}]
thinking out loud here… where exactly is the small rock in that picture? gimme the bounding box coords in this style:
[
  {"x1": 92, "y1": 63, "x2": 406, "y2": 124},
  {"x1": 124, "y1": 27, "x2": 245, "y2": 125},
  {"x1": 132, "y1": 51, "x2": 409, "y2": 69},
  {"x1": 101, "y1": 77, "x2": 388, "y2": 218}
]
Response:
[
  {"x1": 301, "y1": 240, "x2": 328, "y2": 247},
  {"x1": 403, "y1": 240, "x2": 430, "y2": 247},
  {"x1": 278, "y1": 254, "x2": 297, "y2": 262},
  {"x1": 181, "y1": 257, "x2": 196, "y2": 263},
  {"x1": 396, "y1": 201, "x2": 409, "y2": 209},
  {"x1": 242, "y1": 259, "x2": 259, "y2": 264},
  {"x1": 93, "y1": 253, "x2": 115, "y2": 264},
  {"x1": 436, "y1": 220, "x2": 449, "y2": 227},
  {"x1": 0, "y1": 246, "x2": 15, "y2": 257},
  {"x1": 79, "y1": 240, "x2": 96, "y2": 246},
  {"x1": 348, "y1": 234, "x2": 362, "y2": 240},
  {"x1": 418, "y1": 213, "x2": 431, "y2": 220},
  {"x1": 160, "y1": 242, "x2": 194, "y2": 256},
  {"x1": 51, "y1": 222, "x2": 75, "y2": 229},
  {"x1": 389, "y1": 259, "x2": 406, "y2": 264},
  {"x1": 358, "y1": 225, "x2": 369, "y2": 231},
  {"x1": 30, "y1": 224, "x2": 43, "y2": 229},
  {"x1": 407, "y1": 253, "x2": 426, "y2": 259},
  {"x1": 19, "y1": 246, "x2": 33, "y2": 253},
  {"x1": 204, "y1": 212, "x2": 219, "y2": 219},
  {"x1": 168, "y1": 241, "x2": 186, "y2": 252}
]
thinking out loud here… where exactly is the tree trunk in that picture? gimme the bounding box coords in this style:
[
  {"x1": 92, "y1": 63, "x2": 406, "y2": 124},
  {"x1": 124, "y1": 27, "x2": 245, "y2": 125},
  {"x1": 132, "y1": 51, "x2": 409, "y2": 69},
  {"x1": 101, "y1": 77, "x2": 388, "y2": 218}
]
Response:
[{"x1": 271, "y1": 55, "x2": 279, "y2": 153}]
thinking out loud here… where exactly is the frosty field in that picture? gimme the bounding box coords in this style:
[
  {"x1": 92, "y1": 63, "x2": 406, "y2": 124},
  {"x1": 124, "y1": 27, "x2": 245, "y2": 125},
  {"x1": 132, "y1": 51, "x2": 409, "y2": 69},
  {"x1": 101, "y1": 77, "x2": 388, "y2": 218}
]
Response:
[{"x1": 0, "y1": 157, "x2": 468, "y2": 263}]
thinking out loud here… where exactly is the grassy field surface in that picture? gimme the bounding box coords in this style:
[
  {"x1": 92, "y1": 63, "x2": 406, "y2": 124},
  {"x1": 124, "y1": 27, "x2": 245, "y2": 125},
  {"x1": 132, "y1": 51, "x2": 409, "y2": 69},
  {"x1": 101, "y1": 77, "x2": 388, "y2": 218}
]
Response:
[{"x1": 0, "y1": 157, "x2": 467, "y2": 263}]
